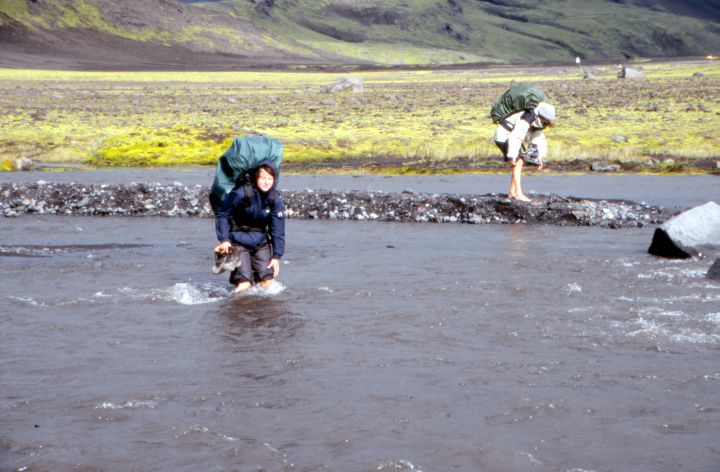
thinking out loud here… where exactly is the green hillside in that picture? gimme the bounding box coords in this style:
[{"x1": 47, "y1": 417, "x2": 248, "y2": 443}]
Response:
[
  {"x1": 0, "y1": 0, "x2": 718, "y2": 67},
  {"x1": 211, "y1": 0, "x2": 720, "y2": 64}
]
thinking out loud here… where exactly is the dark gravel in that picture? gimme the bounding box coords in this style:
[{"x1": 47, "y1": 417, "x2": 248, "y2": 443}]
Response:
[{"x1": 0, "y1": 181, "x2": 670, "y2": 228}]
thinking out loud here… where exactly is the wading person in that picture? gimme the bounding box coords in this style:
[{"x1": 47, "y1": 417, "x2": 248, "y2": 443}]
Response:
[
  {"x1": 491, "y1": 84, "x2": 555, "y2": 202},
  {"x1": 214, "y1": 161, "x2": 285, "y2": 293}
]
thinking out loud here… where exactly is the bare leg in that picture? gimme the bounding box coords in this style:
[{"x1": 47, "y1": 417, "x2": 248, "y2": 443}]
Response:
[
  {"x1": 509, "y1": 159, "x2": 531, "y2": 201},
  {"x1": 233, "y1": 281, "x2": 252, "y2": 293},
  {"x1": 259, "y1": 279, "x2": 274, "y2": 289}
]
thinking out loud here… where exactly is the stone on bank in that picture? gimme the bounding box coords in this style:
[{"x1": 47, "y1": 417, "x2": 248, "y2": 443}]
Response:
[{"x1": 648, "y1": 201, "x2": 720, "y2": 258}]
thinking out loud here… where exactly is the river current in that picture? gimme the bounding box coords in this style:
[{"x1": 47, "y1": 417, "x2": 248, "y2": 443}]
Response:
[{"x1": 1, "y1": 172, "x2": 718, "y2": 471}]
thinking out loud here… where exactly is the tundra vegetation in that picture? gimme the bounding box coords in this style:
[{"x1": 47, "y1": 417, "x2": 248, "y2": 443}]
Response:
[{"x1": 0, "y1": 60, "x2": 718, "y2": 174}]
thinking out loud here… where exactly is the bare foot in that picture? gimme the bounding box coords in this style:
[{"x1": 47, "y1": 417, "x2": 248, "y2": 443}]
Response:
[
  {"x1": 233, "y1": 281, "x2": 252, "y2": 293},
  {"x1": 514, "y1": 194, "x2": 532, "y2": 202}
]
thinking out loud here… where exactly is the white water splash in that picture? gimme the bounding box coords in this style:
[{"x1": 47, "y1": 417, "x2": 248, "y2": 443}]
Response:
[
  {"x1": 637, "y1": 307, "x2": 688, "y2": 319},
  {"x1": 169, "y1": 283, "x2": 221, "y2": 305},
  {"x1": 7, "y1": 296, "x2": 46, "y2": 307},
  {"x1": 614, "y1": 294, "x2": 720, "y2": 305},
  {"x1": 563, "y1": 283, "x2": 582, "y2": 293},
  {"x1": 617, "y1": 315, "x2": 720, "y2": 345},
  {"x1": 18, "y1": 281, "x2": 286, "y2": 308},
  {"x1": 232, "y1": 281, "x2": 286, "y2": 297},
  {"x1": 95, "y1": 400, "x2": 159, "y2": 410},
  {"x1": 119, "y1": 283, "x2": 229, "y2": 305},
  {"x1": 637, "y1": 267, "x2": 707, "y2": 281},
  {"x1": 376, "y1": 459, "x2": 423, "y2": 471}
]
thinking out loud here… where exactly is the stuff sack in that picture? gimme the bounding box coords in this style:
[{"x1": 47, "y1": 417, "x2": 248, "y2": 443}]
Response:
[
  {"x1": 490, "y1": 83, "x2": 547, "y2": 124},
  {"x1": 209, "y1": 135, "x2": 283, "y2": 214}
]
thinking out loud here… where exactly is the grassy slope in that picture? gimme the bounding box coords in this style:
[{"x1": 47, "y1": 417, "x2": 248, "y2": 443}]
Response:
[
  {"x1": 0, "y1": 0, "x2": 325, "y2": 62},
  {"x1": 1, "y1": 0, "x2": 718, "y2": 66},
  {"x1": 203, "y1": 0, "x2": 720, "y2": 64}
]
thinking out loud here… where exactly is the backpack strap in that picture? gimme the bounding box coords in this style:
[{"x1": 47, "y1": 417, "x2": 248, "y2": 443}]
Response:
[
  {"x1": 521, "y1": 109, "x2": 537, "y2": 124},
  {"x1": 234, "y1": 171, "x2": 254, "y2": 208},
  {"x1": 242, "y1": 181, "x2": 253, "y2": 207},
  {"x1": 500, "y1": 109, "x2": 536, "y2": 132}
]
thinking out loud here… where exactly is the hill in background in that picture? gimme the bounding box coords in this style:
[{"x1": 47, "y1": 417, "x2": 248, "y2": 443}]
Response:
[{"x1": 1, "y1": 0, "x2": 719, "y2": 69}]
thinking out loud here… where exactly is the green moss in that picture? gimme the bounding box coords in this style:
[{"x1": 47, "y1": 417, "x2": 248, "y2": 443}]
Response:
[
  {"x1": 0, "y1": 61, "x2": 718, "y2": 171},
  {"x1": 88, "y1": 128, "x2": 230, "y2": 166}
]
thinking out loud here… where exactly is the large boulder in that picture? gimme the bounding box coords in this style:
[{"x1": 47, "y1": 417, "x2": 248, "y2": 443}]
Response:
[
  {"x1": 648, "y1": 201, "x2": 720, "y2": 258},
  {"x1": 321, "y1": 77, "x2": 364, "y2": 93},
  {"x1": 617, "y1": 66, "x2": 645, "y2": 79},
  {"x1": 14, "y1": 158, "x2": 32, "y2": 171},
  {"x1": 707, "y1": 259, "x2": 720, "y2": 280}
]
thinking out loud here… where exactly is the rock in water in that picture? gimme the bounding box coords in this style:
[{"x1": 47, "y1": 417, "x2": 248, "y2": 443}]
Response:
[
  {"x1": 707, "y1": 259, "x2": 720, "y2": 280},
  {"x1": 648, "y1": 201, "x2": 720, "y2": 258}
]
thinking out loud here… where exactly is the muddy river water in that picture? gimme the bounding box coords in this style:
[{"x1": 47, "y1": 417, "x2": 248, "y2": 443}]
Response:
[{"x1": 1, "y1": 171, "x2": 719, "y2": 471}]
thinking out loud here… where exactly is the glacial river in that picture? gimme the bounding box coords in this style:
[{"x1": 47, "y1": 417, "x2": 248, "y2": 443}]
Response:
[{"x1": 1, "y1": 171, "x2": 718, "y2": 471}]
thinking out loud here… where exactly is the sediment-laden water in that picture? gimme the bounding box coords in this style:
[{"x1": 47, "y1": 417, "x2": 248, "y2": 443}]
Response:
[{"x1": 1, "y1": 172, "x2": 718, "y2": 471}]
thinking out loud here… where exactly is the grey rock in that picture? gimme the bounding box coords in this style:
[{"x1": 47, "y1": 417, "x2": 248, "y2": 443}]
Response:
[
  {"x1": 591, "y1": 162, "x2": 621, "y2": 172},
  {"x1": 648, "y1": 201, "x2": 720, "y2": 258},
  {"x1": 321, "y1": 77, "x2": 364, "y2": 93},
  {"x1": 707, "y1": 258, "x2": 720, "y2": 280},
  {"x1": 617, "y1": 66, "x2": 645, "y2": 79},
  {"x1": 15, "y1": 158, "x2": 33, "y2": 171}
]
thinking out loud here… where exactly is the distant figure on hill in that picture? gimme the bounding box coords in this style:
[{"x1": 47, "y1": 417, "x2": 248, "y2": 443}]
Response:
[{"x1": 491, "y1": 83, "x2": 556, "y2": 202}]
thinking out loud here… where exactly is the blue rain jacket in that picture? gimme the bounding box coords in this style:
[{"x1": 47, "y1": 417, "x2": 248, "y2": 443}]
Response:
[{"x1": 215, "y1": 160, "x2": 285, "y2": 259}]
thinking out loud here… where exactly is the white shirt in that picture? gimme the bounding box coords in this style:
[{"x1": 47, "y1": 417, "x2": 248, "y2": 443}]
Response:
[{"x1": 493, "y1": 107, "x2": 548, "y2": 161}]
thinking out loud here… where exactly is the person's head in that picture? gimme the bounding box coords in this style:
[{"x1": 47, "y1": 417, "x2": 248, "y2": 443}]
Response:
[
  {"x1": 255, "y1": 164, "x2": 275, "y2": 193},
  {"x1": 536, "y1": 102, "x2": 556, "y2": 127}
]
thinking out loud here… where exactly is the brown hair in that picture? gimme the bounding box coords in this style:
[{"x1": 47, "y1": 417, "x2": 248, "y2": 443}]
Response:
[{"x1": 256, "y1": 164, "x2": 276, "y2": 179}]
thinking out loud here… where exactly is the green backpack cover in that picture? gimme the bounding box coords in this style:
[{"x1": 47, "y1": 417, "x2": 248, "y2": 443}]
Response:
[
  {"x1": 490, "y1": 83, "x2": 547, "y2": 123},
  {"x1": 209, "y1": 135, "x2": 283, "y2": 214}
]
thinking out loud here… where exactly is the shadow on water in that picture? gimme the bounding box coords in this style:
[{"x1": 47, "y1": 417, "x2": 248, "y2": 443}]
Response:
[{"x1": 212, "y1": 294, "x2": 306, "y2": 348}]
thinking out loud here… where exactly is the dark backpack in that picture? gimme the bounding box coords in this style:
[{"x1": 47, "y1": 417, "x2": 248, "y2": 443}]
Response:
[{"x1": 490, "y1": 83, "x2": 547, "y2": 124}]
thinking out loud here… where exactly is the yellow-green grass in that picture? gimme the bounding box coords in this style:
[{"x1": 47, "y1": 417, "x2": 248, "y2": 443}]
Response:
[{"x1": 0, "y1": 60, "x2": 718, "y2": 173}]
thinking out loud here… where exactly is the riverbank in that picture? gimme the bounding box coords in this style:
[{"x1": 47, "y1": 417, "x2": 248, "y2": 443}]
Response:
[{"x1": 0, "y1": 180, "x2": 670, "y2": 228}]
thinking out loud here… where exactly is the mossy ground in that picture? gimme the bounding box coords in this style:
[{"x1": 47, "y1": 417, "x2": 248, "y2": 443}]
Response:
[{"x1": 0, "y1": 59, "x2": 718, "y2": 174}]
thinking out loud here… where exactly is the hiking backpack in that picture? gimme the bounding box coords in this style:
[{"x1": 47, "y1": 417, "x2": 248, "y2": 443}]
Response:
[
  {"x1": 209, "y1": 135, "x2": 283, "y2": 214},
  {"x1": 490, "y1": 83, "x2": 547, "y2": 124}
]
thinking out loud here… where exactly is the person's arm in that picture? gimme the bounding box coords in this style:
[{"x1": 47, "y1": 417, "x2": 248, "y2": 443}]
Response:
[
  {"x1": 528, "y1": 130, "x2": 548, "y2": 167},
  {"x1": 214, "y1": 190, "x2": 242, "y2": 253},
  {"x1": 268, "y1": 195, "x2": 285, "y2": 259},
  {"x1": 506, "y1": 116, "x2": 532, "y2": 159},
  {"x1": 265, "y1": 195, "x2": 285, "y2": 277}
]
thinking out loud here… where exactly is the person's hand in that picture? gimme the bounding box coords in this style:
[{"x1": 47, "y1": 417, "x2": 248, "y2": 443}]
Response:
[
  {"x1": 268, "y1": 258, "x2": 280, "y2": 278},
  {"x1": 214, "y1": 241, "x2": 232, "y2": 254}
]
